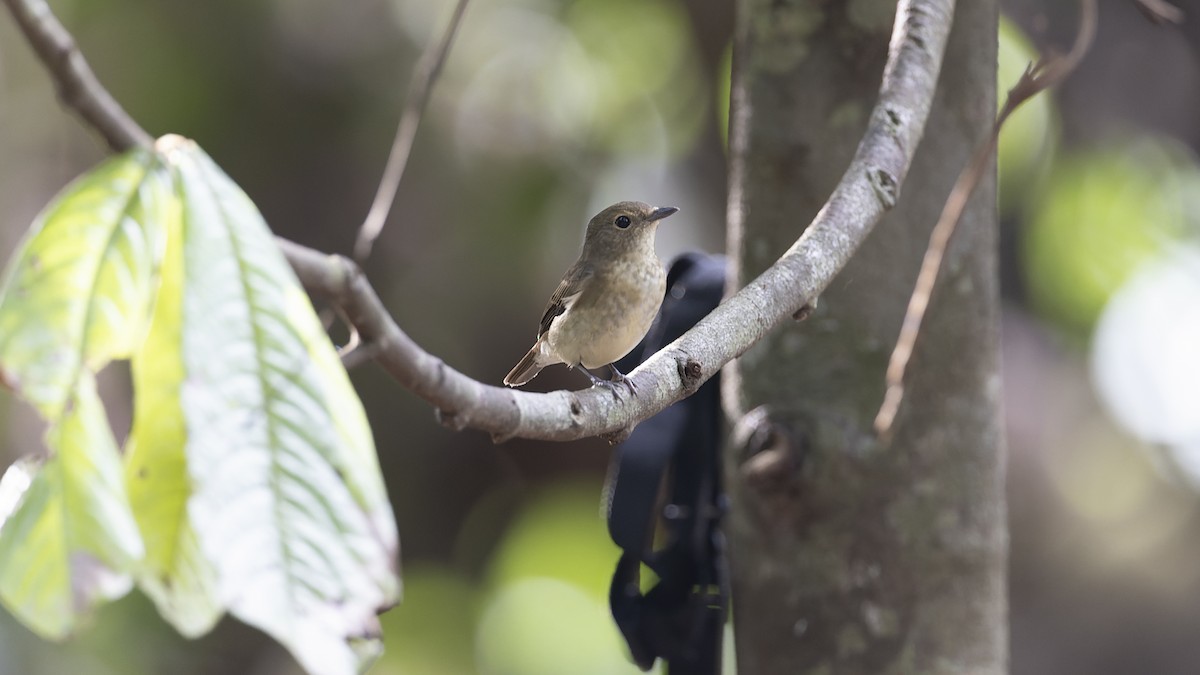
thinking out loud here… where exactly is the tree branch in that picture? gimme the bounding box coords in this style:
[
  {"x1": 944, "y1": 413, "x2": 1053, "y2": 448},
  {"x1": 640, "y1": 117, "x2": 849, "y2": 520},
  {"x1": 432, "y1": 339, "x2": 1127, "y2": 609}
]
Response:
[
  {"x1": 4, "y1": 0, "x2": 955, "y2": 442},
  {"x1": 0, "y1": 0, "x2": 153, "y2": 152},
  {"x1": 874, "y1": 0, "x2": 1098, "y2": 438},
  {"x1": 352, "y1": 0, "x2": 470, "y2": 266},
  {"x1": 1133, "y1": 0, "x2": 1183, "y2": 25}
]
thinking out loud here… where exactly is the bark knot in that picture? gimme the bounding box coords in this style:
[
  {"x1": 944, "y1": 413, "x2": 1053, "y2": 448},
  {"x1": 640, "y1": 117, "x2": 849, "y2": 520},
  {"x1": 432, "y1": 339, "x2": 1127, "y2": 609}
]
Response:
[
  {"x1": 677, "y1": 356, "x2": 704, "y2": 390},
  {"x1": 600, "y1": 424, "x2": 635, "y2": 446},
  {"x1": 732, "y1": 407, "x2": 803, "y2": 494},
  {"x1": 793, "y1": 297, "x2": 818, "y2": 321},
  {"x1": 434, "y1": 407, "x2": 464, "y2": 431},
  {"x1": 869, "y1": 168, "x2": 898, "y2": 208}
]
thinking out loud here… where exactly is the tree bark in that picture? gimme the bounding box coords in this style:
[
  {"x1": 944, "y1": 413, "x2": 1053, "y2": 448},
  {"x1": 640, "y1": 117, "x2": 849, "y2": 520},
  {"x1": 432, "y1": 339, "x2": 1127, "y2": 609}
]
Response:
[{"x1": 724, "y1": 0, "x2": 1007, "y2": 673}]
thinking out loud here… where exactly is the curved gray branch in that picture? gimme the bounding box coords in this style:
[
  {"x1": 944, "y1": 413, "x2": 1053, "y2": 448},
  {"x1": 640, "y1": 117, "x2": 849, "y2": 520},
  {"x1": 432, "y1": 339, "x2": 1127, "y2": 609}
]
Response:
[
  {"x1": 4, "y1": 0, "x2": 954, "y2": 443},
  {"x1": 280, "y1": 0, "x2": 955, "y2": 442},
  {"x1": 1, "y1": 0, "x2": 153, "y2": 151}
]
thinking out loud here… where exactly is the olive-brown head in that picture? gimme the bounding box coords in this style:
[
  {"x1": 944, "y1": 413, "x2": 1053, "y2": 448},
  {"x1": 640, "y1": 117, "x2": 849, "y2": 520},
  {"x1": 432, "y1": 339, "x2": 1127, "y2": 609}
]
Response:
[{"x1": 579, "y1": 201, "x2": 678, "y2": 263}]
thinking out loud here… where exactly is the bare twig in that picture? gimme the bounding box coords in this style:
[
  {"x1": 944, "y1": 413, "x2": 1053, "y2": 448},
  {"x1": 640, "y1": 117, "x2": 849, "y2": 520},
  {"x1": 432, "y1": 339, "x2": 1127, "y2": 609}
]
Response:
[
  {"x1": 0, "y1": 0, "x2": 153, "y2": 152},
  {"x1": 6, "y1": 0, "x2": 956, "y2": 442},
  {"x1": 352, "y1": 0, "x2": 470, "y2": 265},
  {"x1": 874, "y1": 0, "x2": 1098, "y2": 438},
  {"x1": 1133, "y1": 0, "x2": 1184, "y2": 25}
]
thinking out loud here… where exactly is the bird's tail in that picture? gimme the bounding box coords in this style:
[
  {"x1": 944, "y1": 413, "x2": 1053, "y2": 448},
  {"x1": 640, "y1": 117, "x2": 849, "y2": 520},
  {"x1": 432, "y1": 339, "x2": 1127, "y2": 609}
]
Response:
[{"x1": 504, "y1": 342, "x2": 547, "y2": 387}]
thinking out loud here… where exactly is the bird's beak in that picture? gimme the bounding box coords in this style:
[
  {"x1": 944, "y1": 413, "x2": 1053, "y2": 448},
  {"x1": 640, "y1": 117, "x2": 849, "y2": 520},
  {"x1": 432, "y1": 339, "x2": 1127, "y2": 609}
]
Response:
[{"x1": 648, "y1": 206, "x2": 679, "y2": 222}]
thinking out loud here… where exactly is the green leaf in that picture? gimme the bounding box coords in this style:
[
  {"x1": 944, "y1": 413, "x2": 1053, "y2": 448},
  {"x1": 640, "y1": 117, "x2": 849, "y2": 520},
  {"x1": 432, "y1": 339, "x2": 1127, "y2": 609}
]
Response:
[
  {"x1": 0, "y1": 136, "x2": 398, "y2": 669},
  {"x1": 0, "y1": 149, "x2": 167, "y2": 638},
  {"x1": 124, "y1": 170, "x2": 222, "y2": 638},
  {"x1": 0, "y1": 377, "x2": 144, "y2": 639},
  {"x1": 0, "y1": 150, "x2": 172, "y2": 416},
  {"x1": 164, "y1": 139, "x2": 400, "y2": 675}
]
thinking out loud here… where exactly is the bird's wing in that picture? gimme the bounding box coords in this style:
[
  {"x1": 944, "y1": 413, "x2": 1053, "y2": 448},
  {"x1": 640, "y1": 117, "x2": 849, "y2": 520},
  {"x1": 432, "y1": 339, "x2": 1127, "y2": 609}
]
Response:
[{"x1": 537, "y1": 261, "x2": 593, "y2": 338}]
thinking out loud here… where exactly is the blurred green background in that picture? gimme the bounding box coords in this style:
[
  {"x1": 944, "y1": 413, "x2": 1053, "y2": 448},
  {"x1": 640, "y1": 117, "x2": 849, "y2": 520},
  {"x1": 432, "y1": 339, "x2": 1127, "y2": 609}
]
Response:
[{"x1": 2, "y1": 0, "x2": 1200, "y2": 673}]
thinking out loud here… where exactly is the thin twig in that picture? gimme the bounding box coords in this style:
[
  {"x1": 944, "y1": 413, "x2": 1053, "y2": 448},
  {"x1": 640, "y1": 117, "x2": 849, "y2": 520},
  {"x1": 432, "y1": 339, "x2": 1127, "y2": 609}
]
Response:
[
  {"x1": 1133, "y1": 0, "x2": 1184, "y2": 24},
  {"x1": 0, "y1": 0, "x2": 153, "y2": 152},
  {"x1": 6, "y1": 0, "x2": 956, "y2": 442},
  {"x1": 352, "y1": 0, "x2": 470, "y2": 265},
  {"x1": 874, "y1": 0, "x2": 1098, "y2": 438}
]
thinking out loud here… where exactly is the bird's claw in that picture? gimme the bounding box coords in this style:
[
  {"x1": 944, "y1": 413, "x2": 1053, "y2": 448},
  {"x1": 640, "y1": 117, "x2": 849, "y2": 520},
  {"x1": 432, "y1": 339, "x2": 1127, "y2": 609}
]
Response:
[
  {"x1": 607, "y1": 365, "x2": 637, "y2": 397},
  {"x1": 577, "y1": 364, "x2": 638, "y2": 398},
  {"x1": 590, "y1": 378, "x2": 622, "y2": 399}
]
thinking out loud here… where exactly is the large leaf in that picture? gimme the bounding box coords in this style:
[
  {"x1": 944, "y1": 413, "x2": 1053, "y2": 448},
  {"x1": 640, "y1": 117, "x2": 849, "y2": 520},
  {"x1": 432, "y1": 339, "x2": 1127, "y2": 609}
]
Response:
[
  {"x1": 0, "y1": 377, "x2": 144, "y2": 639},
  {"x1": 0, "y1": 150, "x2": 171, "y2": 416},
  {"x1": 124, "y1": 169, "x2": 222, "y2": 637},
  {"x1": 0, "y1": 149, "x2": 169, "y2": 637},
  {"x1": 163, "y1": 138, "x2": 399, "y2": 675}
]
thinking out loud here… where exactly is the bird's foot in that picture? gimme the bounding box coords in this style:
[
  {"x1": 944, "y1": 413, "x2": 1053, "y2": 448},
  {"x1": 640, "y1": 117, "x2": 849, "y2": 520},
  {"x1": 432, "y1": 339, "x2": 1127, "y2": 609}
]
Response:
[
  {"x1": 577, "y1": 365, "x2": 611, "y2": 388},
  {"x1": 607, "y1": 364, "x2": 638, "y2": 396},
  {"x1": 576, "y1": 365, "x2": 634, "y2": 398}
]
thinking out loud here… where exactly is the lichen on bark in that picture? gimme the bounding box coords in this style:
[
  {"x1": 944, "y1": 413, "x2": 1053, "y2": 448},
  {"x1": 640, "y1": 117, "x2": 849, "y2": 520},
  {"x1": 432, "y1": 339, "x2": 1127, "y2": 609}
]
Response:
[{"x1": 724, "y1": 0, "x2": 1007, "y2": 673}]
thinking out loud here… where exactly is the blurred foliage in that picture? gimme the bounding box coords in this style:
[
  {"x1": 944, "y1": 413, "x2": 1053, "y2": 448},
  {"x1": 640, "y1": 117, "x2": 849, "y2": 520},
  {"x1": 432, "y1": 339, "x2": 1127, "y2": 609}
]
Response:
[
  {"x1": 565, "y1": 0, "x2": 706, "y2": 158},
  {"x1": 997, "y1": 17, "x2": 1057, "y2": 213},
  {"x1": 485, "y1": 481, "x2": 618, "y2": 600},
  {"x1": 1022, "y1": 137, "x2": 1196, "y2": 333},
  {"x1": 376, "y1": 481, "x2": 643, "y2": 675},
  {"x1": 376, "y1": 566, "x2": 479, "y2": 675},
  {"x1": 717, "y1": 44, "x2": 732, "y2": 149},
  {"x1": 475, "y1": 481, "x2": 644, "y2": 675},
  {"x1": 1091, "y1": 247, "x2": 1200, "y2": 474},
  {"x1": 475, "y1": 577, "x2": 643, "y2": 675},
  {"x1": 395, "y1": 0, "x2": 706, "y2": 162}
]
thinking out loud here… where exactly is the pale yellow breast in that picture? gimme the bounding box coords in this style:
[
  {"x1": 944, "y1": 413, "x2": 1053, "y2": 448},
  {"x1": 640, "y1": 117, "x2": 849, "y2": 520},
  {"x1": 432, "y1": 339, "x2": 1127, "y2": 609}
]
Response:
[{"x1": 545, "y1": 256, "x2": 666, "y2": 369}]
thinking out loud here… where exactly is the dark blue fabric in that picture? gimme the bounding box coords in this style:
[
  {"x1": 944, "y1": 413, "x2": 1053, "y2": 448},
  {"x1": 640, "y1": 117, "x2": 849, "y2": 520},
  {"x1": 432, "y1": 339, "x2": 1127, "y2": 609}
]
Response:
[{"x1": 606, "y1": 253, "x2": 728, "y2": 674}]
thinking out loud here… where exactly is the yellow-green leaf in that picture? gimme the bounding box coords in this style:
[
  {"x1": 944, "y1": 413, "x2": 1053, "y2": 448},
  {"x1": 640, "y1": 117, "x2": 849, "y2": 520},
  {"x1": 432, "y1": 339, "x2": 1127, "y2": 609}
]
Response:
[
  {"x1": 0, "y1": 377, "x2": 143, "y2": 639},
  {"x1": 0, "y1": 150, "x2": 172, "y2": 416},
  {"x1": 124, "y1": 166, "x2": 222, "y2": 638},
  {"x1": 0, "y1": 149, "x2": 171, "y2": 638}
]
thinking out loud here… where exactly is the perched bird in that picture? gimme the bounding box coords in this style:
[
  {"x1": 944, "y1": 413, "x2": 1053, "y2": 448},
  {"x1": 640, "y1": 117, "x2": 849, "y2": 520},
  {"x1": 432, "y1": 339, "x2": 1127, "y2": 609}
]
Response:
[{"x1": 504, "y1": 201, "x2": 677, "y2": 392}]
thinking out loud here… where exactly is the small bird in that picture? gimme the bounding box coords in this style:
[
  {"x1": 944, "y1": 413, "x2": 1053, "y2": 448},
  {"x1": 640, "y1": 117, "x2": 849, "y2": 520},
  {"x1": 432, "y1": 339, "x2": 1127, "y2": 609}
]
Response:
[{"x1": 504, "y1": 201, "x2": 677, "y2": 392}]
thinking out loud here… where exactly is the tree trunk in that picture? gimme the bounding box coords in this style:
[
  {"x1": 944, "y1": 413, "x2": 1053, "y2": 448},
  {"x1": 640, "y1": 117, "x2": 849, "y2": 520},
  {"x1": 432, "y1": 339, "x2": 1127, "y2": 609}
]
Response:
[{"x1": 723, "y1": 0, "x2": 1006, "y2": 673}]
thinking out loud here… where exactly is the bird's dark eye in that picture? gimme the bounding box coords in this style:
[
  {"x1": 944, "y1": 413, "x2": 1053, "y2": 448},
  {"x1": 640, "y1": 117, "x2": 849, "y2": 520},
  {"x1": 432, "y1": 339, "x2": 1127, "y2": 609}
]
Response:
[{"x1": 615, "y1": 215, "x2": 631, "y2": 229}]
